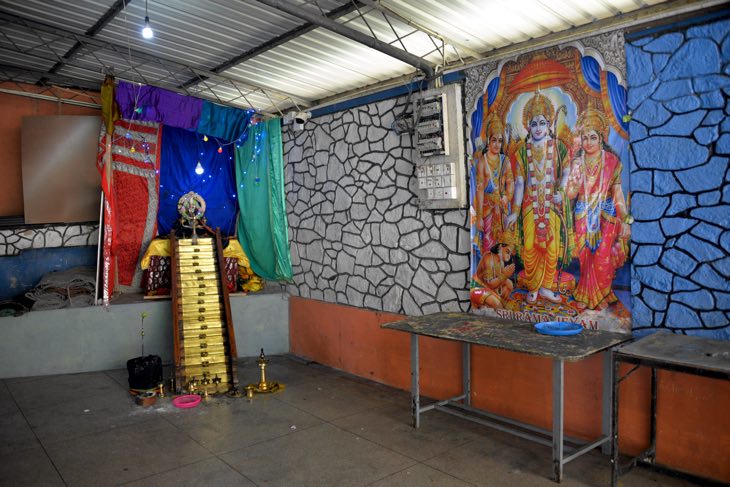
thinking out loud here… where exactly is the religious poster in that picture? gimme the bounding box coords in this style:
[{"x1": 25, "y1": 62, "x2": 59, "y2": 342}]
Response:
[{"x1": 467, "y1": 40, "x2": 631, "y2": 332}]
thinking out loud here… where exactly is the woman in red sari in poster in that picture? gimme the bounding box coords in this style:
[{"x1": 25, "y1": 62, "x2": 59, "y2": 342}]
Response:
[{"x1": 567, "y1": 108, "x2": 630, "y2": 310}]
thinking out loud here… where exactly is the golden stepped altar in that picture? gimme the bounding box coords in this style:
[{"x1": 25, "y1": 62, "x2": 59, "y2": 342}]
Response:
[{"x1": 171, "y1": 231, "x2": 239, "y2": 394}]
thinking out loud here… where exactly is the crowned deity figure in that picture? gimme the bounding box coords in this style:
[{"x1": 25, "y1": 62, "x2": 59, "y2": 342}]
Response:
[
  {"x1": 506, "y1": 90, "x2": 570, "y2": 304},
  {"x1": 475, "y1": 112, "x2": 515, "y2": 253},
  {"x1": 566, "y1": 108, "x2": 630, "y2": 310}
]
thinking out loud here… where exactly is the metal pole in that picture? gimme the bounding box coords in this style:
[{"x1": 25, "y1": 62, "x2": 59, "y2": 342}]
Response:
[
  {"x1": 94, "y1": 192, "x2": 104, "y2": 305},
  {"x1": 411, "y1": 333, "x2": 420, "y2": 428},
  {"x1": 602, "y1": 350, "x2": 613, "y2": 454},
  {"x1": 253, "y1": 0, "x2": 435, "y2": 78},
  {"x1": 552, "y1": 359, "x2": 564, "y2": 482},
  {"x1": 462, "y1": 342, "x2": 471, "y2": 406},
  {"x1": 611, "y1": 355, "x2": 621, "y2": 487},
  {"x1": 649, "y1": 367, "x2": 657, "y2": 462}
]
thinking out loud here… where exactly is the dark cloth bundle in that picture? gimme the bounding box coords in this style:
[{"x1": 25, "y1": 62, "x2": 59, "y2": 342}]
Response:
[{"x1": 127, "y1": 355, "x2": 163, "y2": 390}]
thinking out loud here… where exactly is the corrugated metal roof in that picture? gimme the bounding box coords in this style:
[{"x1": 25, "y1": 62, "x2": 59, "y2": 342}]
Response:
[{"x1": 0, "y1": 0, "x2": 720, "y2": 113}]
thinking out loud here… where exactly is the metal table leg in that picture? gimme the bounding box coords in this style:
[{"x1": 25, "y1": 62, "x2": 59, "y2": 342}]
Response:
[
  {"x1": 411, "y1": 333, "x2": 420, "y2": 429},
  {"x1": 649, "y1": 367, "x2": 657, "y2": 462},
  {"x1": 552, "y1": 359, "x2": 564, "y2": 482},
  {"x1": 611, "y1": 353, "x2": 620, "y2": 487},
  {"x1": 463, "y1": 342, "x2": 471, "y2": 406},
  {"x1": 602, "y1": 350, "x2": 613, "y2": 454}
]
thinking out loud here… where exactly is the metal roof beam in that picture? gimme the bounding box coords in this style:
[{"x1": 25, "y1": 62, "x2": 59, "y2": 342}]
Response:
[
  {"x1": 357, "y1": 0, "x2": 483, "y2": 60},
  {"x1": 253, "y1": 0, "x2": 435, "y2": 78},
  {"x1": 214, "y1": 1, "x2": 361, "y2": 74},
  {"x1": 48, "y1": 0, "x2": 131, "y2": 75},
  {"x1": 180, "y1": 1, "x2": 362, "y2": 89},
  {"x1": 0, "y1": 63, "x2": 103, "y2": 91},
  {"x1": 0, "y1": 10, "x2": 310, "y2": 109}
]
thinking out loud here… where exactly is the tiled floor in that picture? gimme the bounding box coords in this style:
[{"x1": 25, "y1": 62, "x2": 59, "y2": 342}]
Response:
[{"x1": 0, "y1": 355, "x2": 707, "y2": 487}]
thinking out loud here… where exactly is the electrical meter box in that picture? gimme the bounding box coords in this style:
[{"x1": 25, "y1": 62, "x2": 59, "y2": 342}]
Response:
[{"x1": 412, "y1": 83, "x2": 466, "y2": 210}]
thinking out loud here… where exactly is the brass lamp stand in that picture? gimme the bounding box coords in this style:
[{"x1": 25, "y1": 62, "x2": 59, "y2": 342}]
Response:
[{"x1": 246, "y1": 348, "x2": 283, "y2": 397}]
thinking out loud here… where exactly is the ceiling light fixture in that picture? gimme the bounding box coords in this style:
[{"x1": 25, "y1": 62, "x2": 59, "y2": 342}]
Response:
[{"x1": 141, "y1": 0, "x2": 154, "y2": 39}]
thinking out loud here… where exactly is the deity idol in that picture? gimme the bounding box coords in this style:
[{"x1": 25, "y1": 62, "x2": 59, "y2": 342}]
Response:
[
  {"x1": 506, "y1": 90, "x2": 569, "y2": 304},
  {"x1": 566, "y1": 108, "x2": 630, "y2": 310},
  {"x1": 475, "y1": 112, "x2": 515, "y2": 252}
]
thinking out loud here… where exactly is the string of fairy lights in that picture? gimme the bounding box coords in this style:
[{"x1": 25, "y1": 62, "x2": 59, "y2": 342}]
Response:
[{"x1": 113, "y1": 82, "x2": 266, "y2": 191}]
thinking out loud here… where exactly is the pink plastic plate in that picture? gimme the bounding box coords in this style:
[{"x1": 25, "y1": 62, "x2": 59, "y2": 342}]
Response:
[{"x1": 172, "y1": 394, "x2": 202, "y2": 409}]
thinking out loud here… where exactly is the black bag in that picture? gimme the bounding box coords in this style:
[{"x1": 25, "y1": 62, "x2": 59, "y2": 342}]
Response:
[{"x1": 127, "y1": 355, "x2": 163, "y2": 390}]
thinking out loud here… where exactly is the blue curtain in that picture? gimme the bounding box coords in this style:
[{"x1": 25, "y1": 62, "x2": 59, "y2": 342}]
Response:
[
  {"x1": 582, "y1": 54, "x2": 629, "y2": 134},
  {"x1": 158, "y1": 125, "x2": 238, "y2": 236},
  {"x1": 470, "y1": 96, "x2": 483, "y2": 152},
  {"x1": 606, "y1": 71, "x2": 629, "y2": 133},
  {"x1": 486, "y1": 76, "x2": 500, "y2": 107},
  {"x1": 580, "y1": 56, "x2": 601, "y2": 92},
  {"x1": 197, "y1": 101, "x2": 254, "y2": 142},
  {"x1": 470, "y1": 77, "x2": 501, "y2": 152}
]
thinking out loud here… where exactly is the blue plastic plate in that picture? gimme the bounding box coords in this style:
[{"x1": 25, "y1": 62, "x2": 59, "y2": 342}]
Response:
[{"x1": 535, "y1": 321, "x2": 583, "y2": 336}]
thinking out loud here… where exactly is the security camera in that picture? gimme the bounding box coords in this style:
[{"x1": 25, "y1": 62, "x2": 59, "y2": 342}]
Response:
[{"x1": 284, "y1": 111, "x2": 311, "y2": 131}]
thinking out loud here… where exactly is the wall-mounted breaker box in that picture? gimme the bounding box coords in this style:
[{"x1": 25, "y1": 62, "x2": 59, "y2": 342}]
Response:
[{"x1": 412, "y1": 83, "x2": 466, "y2": 210}]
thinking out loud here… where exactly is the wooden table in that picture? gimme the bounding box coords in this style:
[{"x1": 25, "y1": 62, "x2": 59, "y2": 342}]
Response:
[
  {"x1": 611, "y1": 332, "x2": 730, "y2": 486},
  {"x1": 382, "y1": 312, "x2": 631, "y2": 483}
]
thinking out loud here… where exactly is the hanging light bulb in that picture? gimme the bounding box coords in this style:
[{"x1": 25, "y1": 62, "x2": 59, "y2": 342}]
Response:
[
  {"x1": 195, "y1": 161, "x2": 204, "y2": 175},
  {"x1": 141, "y1": 0, "x2": 154, "y2": 39},
  {"x1": 203, "y1": 135, "x2": 208, "y2": 142}
]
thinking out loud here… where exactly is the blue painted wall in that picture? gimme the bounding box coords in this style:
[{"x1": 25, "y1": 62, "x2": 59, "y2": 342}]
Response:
[
  {"x1": 0, "y1": 246, "x2": 97, "y2": 301},
  {"x1": 626, "y1": 16, "x2": 730, "y2": 339}
]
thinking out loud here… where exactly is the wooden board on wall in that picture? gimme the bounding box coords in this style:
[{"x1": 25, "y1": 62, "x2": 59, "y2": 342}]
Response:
[{"x1": 21, "y1": 115, "x2": 101, "y2": 224}]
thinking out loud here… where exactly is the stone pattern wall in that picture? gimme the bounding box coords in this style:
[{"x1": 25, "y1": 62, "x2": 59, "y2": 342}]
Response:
[
  {"x1": 626, "y1": 18, "x2": 730, "y2": 338},
  {"x1": 0, "y1": 224, "x2": 98, "y2": 257},
  {"x1": 283, "y1": 95, "x2": 471, "y2": 315}
]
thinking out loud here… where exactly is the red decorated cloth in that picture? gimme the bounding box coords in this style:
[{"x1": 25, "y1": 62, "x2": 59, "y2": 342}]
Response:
[{"x1": 97, "y1": 119, "x2": 162, "y2": 297}]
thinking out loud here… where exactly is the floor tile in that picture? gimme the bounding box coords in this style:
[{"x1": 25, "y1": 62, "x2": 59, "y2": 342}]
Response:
[
  {"x1": 164, "y1": 393, "x2": 322, "y2": 454},
  {"x1": 220, "y1": 422, "x2": 415, "y2": 487},
  {"x1": 44, "y1": 418, "x2": 212, "y2": 487},
  {"x1": 369, "y1": 463, "x2": 474, "y2": 487},
  {"x1": 237, "y1": 354, "x2": 332, "y2": 386},
  {"x1": 562, "y1": 451, "x2": 707, "y2": 487},
  {"x1": 276, "y1": 374, "x2": 405, "y2": 421},
  {"x1": 23, "y1": 387, "x2": 154, "y2": 445},
  {"x1": 424, "y1": 432, "x2": 561, "y2": 486},
  {"x1": 0, "y1": 445, "x2": 65, "y2": 487},
  {"x1": 332, "y1": 404, "x2": 484, "y2": 461},
  {"x1": 0, "y1": 410, "x2": 40, "y2": 455},
  {"x1": 7, "y1": 372, "x2": 124, "y2": 411},
  {"x1": 0, "y1": 356, "x2": 715, "y2": 487},
  {"x1": 0, "y1": 381, "x2": 19, "y2": 416},
  {"x1": 120, "y1": 456, "x2": 255, "y2": 486}
]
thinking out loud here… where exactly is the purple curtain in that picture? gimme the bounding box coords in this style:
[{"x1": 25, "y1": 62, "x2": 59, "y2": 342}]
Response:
[{"x1": 115, "y1": 81, "x2": 202, "y2": 130}]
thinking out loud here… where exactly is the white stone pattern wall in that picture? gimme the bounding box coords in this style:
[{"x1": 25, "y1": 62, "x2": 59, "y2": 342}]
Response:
[
  {"x1": 283, "y1": 96, "x2": 471, "y2": 315},
  {"x1": 0, "y1": 224, "x2": 98, "y2": 256}
]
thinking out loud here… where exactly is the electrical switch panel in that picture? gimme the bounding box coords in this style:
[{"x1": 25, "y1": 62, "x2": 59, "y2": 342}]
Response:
[{"x1": 412, "y1": 84, "x2": 466, "y2": 209}]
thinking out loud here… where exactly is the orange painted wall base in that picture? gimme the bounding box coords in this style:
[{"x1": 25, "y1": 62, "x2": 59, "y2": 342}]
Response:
[{"x1": 290, "y1": 296, "x2": 730, "y2": 483}]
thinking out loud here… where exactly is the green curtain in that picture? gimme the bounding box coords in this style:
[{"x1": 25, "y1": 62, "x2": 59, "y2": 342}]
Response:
[{"x1": 234, "y1": 118, "x2": 293, "y2": 281}]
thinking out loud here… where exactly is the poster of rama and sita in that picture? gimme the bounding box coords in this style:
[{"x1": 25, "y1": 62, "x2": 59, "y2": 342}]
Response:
[{"x1": 468, "y1": 42, "x2": 632, "y2": 332}]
